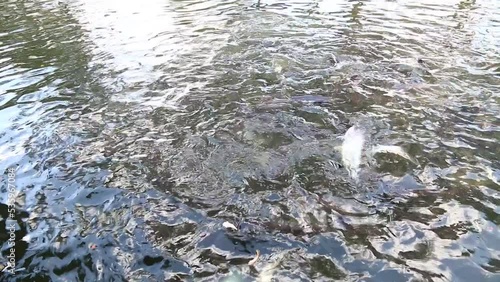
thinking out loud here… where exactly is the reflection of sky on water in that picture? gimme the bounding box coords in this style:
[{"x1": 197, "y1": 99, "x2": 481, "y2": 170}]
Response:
[
  {"x1": 72, "y1": 0, "x2": 239, "y2": 107},
  {"x1": 75, "y1": 0, "x2": 176, "y2": 82}
]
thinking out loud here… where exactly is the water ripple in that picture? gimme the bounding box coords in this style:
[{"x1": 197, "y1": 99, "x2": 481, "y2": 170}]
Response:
[{"x1": 0, "y1": 0, "x2": 499, "y2": 281}]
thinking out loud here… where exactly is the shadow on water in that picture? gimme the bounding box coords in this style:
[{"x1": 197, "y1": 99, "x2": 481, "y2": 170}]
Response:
[{"x1": 0, "y1": 0, "x2": 499, "y2": 281}]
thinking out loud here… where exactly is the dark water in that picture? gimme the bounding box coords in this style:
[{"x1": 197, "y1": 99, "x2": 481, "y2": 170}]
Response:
[{"x1": 0, "y1": 0, "x2": 499, "y2": 281}]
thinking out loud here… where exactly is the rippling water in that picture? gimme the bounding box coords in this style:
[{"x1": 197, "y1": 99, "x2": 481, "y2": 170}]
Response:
[{"x1": 0, "y1": 0, "x2": 499, "y2": 281}]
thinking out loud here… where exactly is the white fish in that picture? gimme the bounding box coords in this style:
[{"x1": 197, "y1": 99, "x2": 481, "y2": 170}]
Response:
[
  {"x1": 223, "y1": 221, "x2": 238, "y2": 231},
  {"x1": 337, "y1": 125, "x2": 417, "y2": 181},
  {"x1": 341, "y1": 126, "x2": 365, "y2": 180},
  {"x1": 248, "y1": 250, "x2": 260, "y2": 266},
  {"x1": 369, "y1": 145, "x2": 417, "y2": 165}
]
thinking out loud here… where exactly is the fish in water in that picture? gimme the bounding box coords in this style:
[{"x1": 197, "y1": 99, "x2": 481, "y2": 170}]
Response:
[
  {"x1": 339, "y1": 125, "x2": 417, "y2": 181},
  {"x1": 223, "y1": 221, "x2": 238, "y2": 231},
  {"x1": 341, "y1": 125, "x2": 365, "y2": 180},
  {"x1": 369, "y1": 145, "x2": 417, "y2": 165}
]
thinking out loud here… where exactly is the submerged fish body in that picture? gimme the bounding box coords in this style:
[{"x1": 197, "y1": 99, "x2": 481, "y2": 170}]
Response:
[
  {"x1": 369, "y1": 145, "x2": 417, "y2": 165},
  {"x1": 341, "y1": 126, "x2": 365, "y2": 180}
]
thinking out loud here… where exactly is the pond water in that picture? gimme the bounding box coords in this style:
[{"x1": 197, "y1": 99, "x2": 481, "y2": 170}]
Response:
[{"x1": 0, "y1": 0, "x2": 499, "y2": 281}]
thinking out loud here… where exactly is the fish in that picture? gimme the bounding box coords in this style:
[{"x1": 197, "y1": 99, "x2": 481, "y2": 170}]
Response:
[
  {"x1": 223, "y1": 221, "x2": 238, "y2": 231},
  {"x1": 248, "y1": 250, "x2": 260, "y2": 266},
  {"x1": 339, "y1": 125, "x2": 416, "y2": 181},
  {"x1": 341, "y1": 125, "x2": 365, "y2": 181},
  {"x1": 369, "y1": 145, "x2": 417, "y2": 165}
]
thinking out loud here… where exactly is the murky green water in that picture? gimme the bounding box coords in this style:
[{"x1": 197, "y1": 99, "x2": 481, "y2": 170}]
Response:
[{"x1": 0, "y1": 0, "x2": 499, "y2": 281}]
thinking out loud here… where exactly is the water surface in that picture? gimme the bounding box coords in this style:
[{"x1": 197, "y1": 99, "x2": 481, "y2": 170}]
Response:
[{"x1": 0, "y1": 0, "x2": 499, "y2": 281}]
